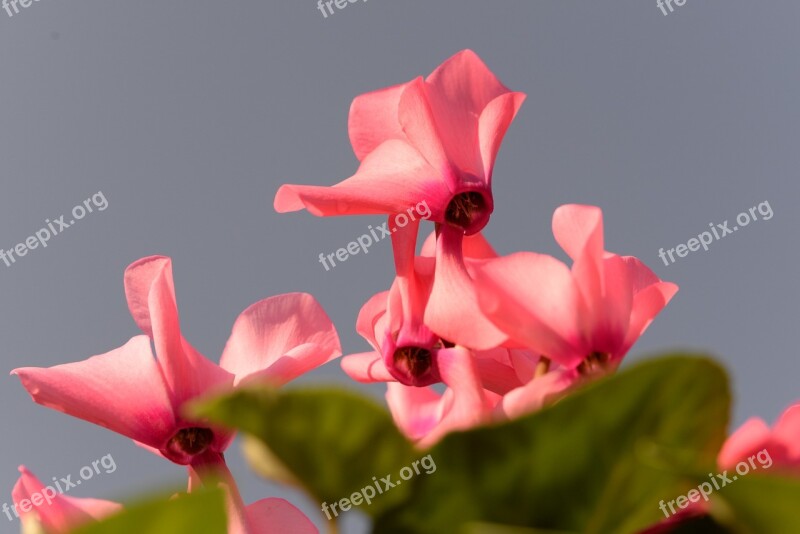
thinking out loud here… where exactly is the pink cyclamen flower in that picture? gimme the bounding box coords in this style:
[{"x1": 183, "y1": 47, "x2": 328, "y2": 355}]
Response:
[
  {"x1": 718, "y1": 403, "x2": 796, "y2": 472},
  {"x1": 342, "y1": 231, "x2": 517, "y2": 390},
  {"x1": 274, "y1": 49, "x2": 526, "y2": 236},
  {"x1": 11, "y1": 466, "x2": 121, "y2": 533},
  {"x1": 475, "y1": 204, "x2": 678, "y2": 373},
  {"x1": 13, "y1": 256, "x2": 341, "y2": 467}
]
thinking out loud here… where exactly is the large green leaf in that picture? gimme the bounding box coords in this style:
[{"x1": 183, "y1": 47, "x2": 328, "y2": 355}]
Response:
[
  {"x1": 706, "y1": 472, "x2": 800, "y2": 533},
  {"x1": 70, "y1": 489, "x2": 226, "y2": 534},
  {"x1": 193, "y1": 387, "x2": 417, "y2": 516},
  {"x1": 374, "y1": 355, "x2": 730, "y2": 534}
]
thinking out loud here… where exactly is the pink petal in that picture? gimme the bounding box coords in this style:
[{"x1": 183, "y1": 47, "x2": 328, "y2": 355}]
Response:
[
  {"x1": 497, "y1": 369, "x2": 578, "y2": 420},
  {"x1": 355, "y1": 290, "x2": 390, "y2": 349},
  {"x1": 341, "y1": 352, "x2": 395, "y2": 383},
  {"x1": 424, "y1": 225, "x2": 507, "y2": 350},
  {"x1": 245, "y1": 499, "x2": 318, "y2": 534},
  {"x1": 386, "y1": 382, "x2": 444, "y2": 441},
  {"x1": 397, "y1": 77, "x2": 454, "y2": 178},
  {"x1": 621, "y1": 281, "x2": 679, "y2": 356},
  {"x1": 348, "y1": 81, "x2": 409, "y2": 161},
  {"x1": 418, "y1": 346, "x2": 495, "y2": 447},
  {"x1": 274, "y1": 139, "x2": 452, "y2": 218},
  {"x1": 12, "y1": 336, "x2": 175, "y2": 448},
  {"x1": 551, "y1": 204, "x2": 605, "y2": 262},
  {"x1": 220, "y1": 293, "x2": 341, "y2": 386},
  {"x1": 718, "y1": 417, "x2": 772, "y2": 469},
  {"x1": 13, "y1": 466, "x2": 121, "y2": 533},
  {"x1": 478, "y1": 91, "x2": 526, "y2": 182},
  {"x1": 425, "y1": 50, "x2": 517, "y2": 180},
  {"x1": 475, "y1": 252, "x2": 585, "y2": 368},
  {"x1": 772, "y1": 404, "x2": 800, "y2": 462},
  {"x1": 420, "y1": 230, "x2": 498, "y2": 260},
  {"x1": 124, "y1": 256, "x2": 232, "y2": 405}
]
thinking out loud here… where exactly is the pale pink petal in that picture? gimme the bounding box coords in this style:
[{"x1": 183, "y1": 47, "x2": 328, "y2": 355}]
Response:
[
  {"x1": 13, "y1": 467, "x2": 121, "y2": 534},
  {"x1": 244, "y1": 499, "x2": 318, "y2": 534},
  {"x1": 12, "y1": 336, "x2": 175, "y2": 448},
  {"x1": 386, "y1": 382, "x2": 444, "y2": 441},
  {"x1": 425, "y1": 50, "x2": 516, "y2": 179},
  {"x1": 475, "y1": 252, "x2": 585, "y2": 367},
  {"x1": 274, "y1": 139, "x2": 451, "y2": 218},
  {"x1": 124, "y1": 256, "x2": 232, "y2": 405},
  {"x1": 424, "y1": 225, "x2": 507, "y2": 350},
  {"x1": 719, "y1": 417, "x2": 772, "y2": 469},
  {"x1": 620, "y1": 281, "x2": 679, "y2": 356},
  {"x1": 348, "y1": 81, "x2": 409, "y2": 160},
  {"x1": 397, "y1": 77, "x2": 453, "y2": 178},
  {"x1": 419, "y1": 347, "x2": 495, "y2": 447},
  {"x1": 552, "y1": 204, "x2": 605, "y2": 262},
  {"x1": 497, "y1": 369, "x2": 578, "y2": 420},
  {"x1": 355, "y1": 291, "x2": 390, "y2": 349},
  {"x1": 580, "y1": 255, "x2": 632, "y2": 356},
  {"x1": 420, "y1": 230, "x2": 497, "y2": 260},
  {"x1": 478, "y1": 91, "x2": 526, "y2": 182},
  {"x1": 220, "y1": 293, "x2": 341, "y2": 386},
  {"x1": 341, "y1": 352, "x2": 395, "y2": 383},
  {"x1": 772, "y1": 405, "x2": 800, "y2": 461}
]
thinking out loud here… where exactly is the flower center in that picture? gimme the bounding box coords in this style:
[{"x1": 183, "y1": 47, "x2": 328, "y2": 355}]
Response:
[
  {"x1": 577, "y1": 352, "x2": 610, "y2": 375},
  {"x1": 445, "y1": 192, "x2": 487, "y2": 231},
  {"x1": 393, "y1": 346, "x2": 433, "y2": 379},
  {"x1": 168, "y1": 427, "x2": 214, "y2": 457}
]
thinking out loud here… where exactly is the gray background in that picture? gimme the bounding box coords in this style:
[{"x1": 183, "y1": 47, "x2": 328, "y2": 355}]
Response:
[{"x1": 1, "y1": 1, "x2": 798, "y2": 532}]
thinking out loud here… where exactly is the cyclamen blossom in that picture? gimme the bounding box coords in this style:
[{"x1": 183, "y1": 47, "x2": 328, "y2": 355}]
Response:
[
  {"x1": 719, "y1": 402, "x2": 800, "y2": 472},
  {"x1": 11, "y1": 467, "x2": 121, "y2": 534},
  {"x1": 274, "y1": 49, "x2": 526, "y2": 236},
  {"x1": 13, "y1": 256, "x2": 341, "y2": 468},
  {"x1": 475, "y1": 204, "x2": 678, "y2": 373}
]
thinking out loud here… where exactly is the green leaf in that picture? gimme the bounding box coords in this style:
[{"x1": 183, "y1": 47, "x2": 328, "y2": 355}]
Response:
[
  {"x1": 374, "y1": 355, "x2": 730, "y2": 534},
  {"x1": 707, "y1": 472, "x2": 800, "y2": 533},
  {"x1": 70, "y1": 489, "x2": 227, "y2": 534},
  {"x1": 193, "y1": 386, "x2": 417, "y2": 516}
]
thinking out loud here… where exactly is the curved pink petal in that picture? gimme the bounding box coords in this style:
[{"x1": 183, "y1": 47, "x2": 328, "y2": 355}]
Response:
[
  {"x1": 220, "y1": 293, "x2": 341, "y2": 385},
  {"x1": 475, "y1": 251, "x2": 585, "y2": 368},
  {"x1": 497, "y1": 369, "x2": 578, "y2": 420},
  {"x1": 12, "y1": 336, "x2": 175, "y2": 448},
  {"x1": 386, "y1": 382, "x2": 444, "y2": 441},
  {"x1": 355, "y1": 290, "x2": 390, "y2": 349},
  {"x1": 552, "y1": 204, "x2": 605, "y2": 262},
  {"x1": 425, "y1": 50, "x2": 517, "y2": 179},
  {"x1": 124, "y1": 256, "x2": 232, "y2": 405},
  {"x1": 478, "y1": 91, "x2": 526, "y2": 183},
  {"x1": 13, "y1": 466, "x2": 121, "y2": 533},
  {"x1": 424, "y1": 225, "x2": 507, "y2": 350},
  {"x1": 772, "y1": 405, "x2": 800, "y2": 462},
  {"x1": 341, "y1": 352, "x2": 395, "y2": 383},
  {"x1": 581, "y1": 255, "x2": 633, "y2": 356},
  {"x1": 244, "y1": 499, "x2": 318, "y2": 534},
  {"x1": 718, "y1": 417, "x2": 772, "y2": 469},
  {"x1": 274, "y1": 139, "x2": 451, "y2": 218},
  {"x1": 420, "y1": 230, "x2": 497, "y2": 260},
  {"x1": 621, "y1": 281, "x2": 679, "y2": 356},
  {"x1": 397, "y1": 77, "x2": 454, "y2": 178},
  {"x1": 419, "y1": 346, "x2": 496, "y2": 447},
  {"x1": 348, "y1": 81, "x2": 409, "y2": 160}
]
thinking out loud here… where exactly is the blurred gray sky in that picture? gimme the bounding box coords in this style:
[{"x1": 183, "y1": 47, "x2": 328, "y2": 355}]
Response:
[{"x1": 1, "y1": 1, "x2": 798, "y2": 532}]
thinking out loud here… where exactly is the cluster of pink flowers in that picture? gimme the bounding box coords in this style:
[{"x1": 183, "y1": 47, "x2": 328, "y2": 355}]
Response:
[
  {"x1": 277, "y1": 49, "x2": 679, "y2": 448},
  {"x1": 15, "y1": 49, "x2": 782, "y2": 533}
]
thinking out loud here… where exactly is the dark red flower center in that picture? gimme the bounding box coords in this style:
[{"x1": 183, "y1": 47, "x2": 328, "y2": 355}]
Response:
[
  {"x1": 577, "y1": 352, "x2": 611, "y2": 376},
  {"x1": 168, "y1": 427, "x2": 214, "y2": 457},
  {"x1": 445, "y1": 192, "x2": 488, "y2": 231},
  {"x1": 393, "y1": 346, "x2": 433, "y2": 379}
]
